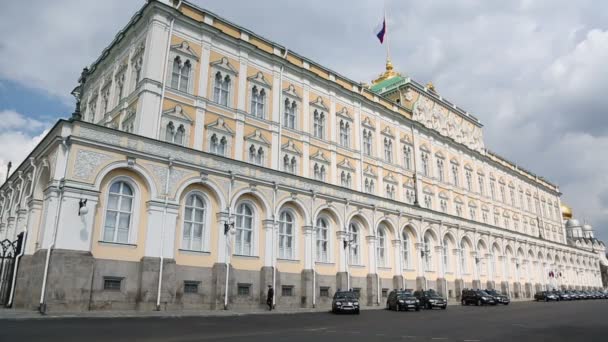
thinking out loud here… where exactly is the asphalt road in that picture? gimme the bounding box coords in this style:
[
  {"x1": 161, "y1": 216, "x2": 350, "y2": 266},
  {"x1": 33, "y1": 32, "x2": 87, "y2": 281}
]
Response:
[{"x1": 1, "y1": 300, "x2": 607, "y2": 341}]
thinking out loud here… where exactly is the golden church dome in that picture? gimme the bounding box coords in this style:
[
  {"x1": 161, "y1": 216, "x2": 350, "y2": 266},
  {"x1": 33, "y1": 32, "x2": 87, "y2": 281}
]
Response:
[{"x1": 561, "y1": 203, "x2": 573, "y2": 220}]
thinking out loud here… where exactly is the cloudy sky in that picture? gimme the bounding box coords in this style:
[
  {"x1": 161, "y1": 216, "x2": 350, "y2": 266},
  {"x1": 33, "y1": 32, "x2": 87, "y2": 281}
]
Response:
[{"x1": 1, "y1": 0, "x2": 607, "y2": 240}]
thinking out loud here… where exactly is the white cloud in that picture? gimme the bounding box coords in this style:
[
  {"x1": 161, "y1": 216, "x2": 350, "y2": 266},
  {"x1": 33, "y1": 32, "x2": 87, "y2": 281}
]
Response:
[
  {"x1": 0, "y1": 110, "x2": 50, "y2": 183},
  {"x1": 0, "y1": 109, "x2": 46, "y2": 131}
]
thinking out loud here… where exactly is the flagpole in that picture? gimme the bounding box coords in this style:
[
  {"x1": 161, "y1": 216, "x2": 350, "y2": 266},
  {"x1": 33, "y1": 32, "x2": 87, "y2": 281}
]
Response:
[{"x1": 384, "y1": 0, "x2": 391, "y2": 62}]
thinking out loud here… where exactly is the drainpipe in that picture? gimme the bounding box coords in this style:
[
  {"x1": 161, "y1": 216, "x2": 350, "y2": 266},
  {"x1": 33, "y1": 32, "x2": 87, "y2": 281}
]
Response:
[
  {"x1": 224, "y1": 171, "x2": 234, "y2": 310},
  {"x1": 155, "y1": 17, "x2": 175, "y2": 139},
  {"x1": 156, "y1": 157, "x2": 173, "y2": 311},
  {"x1": 8, "y1": 158, "x2": 36, "y2": 307},
  {"x1": 40, "y1": 138, "x2": 70, "y2": 314},
  {"x1": 310, "y1": 190, "x2": 316, "y2": 308},
  {"x1": 272, "y1": 182, "x2": 277, "y2": 308},
  {"x1": 275, "y1": 49, "x2": 289, "y2": 168}
]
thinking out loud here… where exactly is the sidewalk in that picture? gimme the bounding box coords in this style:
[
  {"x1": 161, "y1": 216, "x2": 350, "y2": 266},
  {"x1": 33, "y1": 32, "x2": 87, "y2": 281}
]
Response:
[{"x1": 0, "y1": 305, "x2": 385, "y2": 321}]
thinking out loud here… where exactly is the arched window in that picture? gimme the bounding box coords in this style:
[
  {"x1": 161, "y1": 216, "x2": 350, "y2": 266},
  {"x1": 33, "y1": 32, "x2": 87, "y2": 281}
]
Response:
[
  {"x1": 403, "y1": 145, "x2": 412, "y2": 170},
  {"x1": 171, "y1": 56, "x2": 181, "y2": 89},
  {"x1": 213, "y1": 72, "x2": 230, "y2": 106},
  {"x1": 283, "y1": 154, "x2": 290, "y2": 172},
  {"x1": 443, "y1": 237, "x2": 449, "y2": 272},
  {"x1": 363, "y1": 130, "x2": 372, "y2": 156},
  {"x1": 313, "y1": 110, "x2": 325, "y2": 139},
  {"x1": 402, "y1": 231, "x2": 411, "y2": 269},
  {"x1": 165, "y1": 122, "x2": 175, "y2": 143},
  {"x1": 384, "y1": 138, "x2": 393, "y2": 163},
  {"x1": 421, "y1": 151, "x2": 430, "y2": 176},
  {"x1": 278, "y1": 211, "x2": 294, "y2": 259},
  {"x1": 103, "y1": 181, "x2": 134, "y2": 243},
  {"x1": 349, "y1": 223, "x2": 359, "y2": 265},
  {"x1": 451, "y1": 163, "x2": 459, "y2": 186},
  {"x1": 436, "y1": 158, "x2": 445, "y2": 182},
  {"x1": 313, "y1": 163, "x2": 325, "y2": 181},
  {"x1": 377, "y1": 227, "x2": 386, "y2": 267},
  {"x1": 219, "y1": 136, "x2": 227, "y2": 156},
  {"x1": 179, "y1": 60, "x2": 190, "y2": 92},
  {"x1": 283, "y1": 99, "x2": 296, "y2": 129},
  {"x1": 210, "y1": 134, "x2": 219, "y2": 155},
  {"x1": 251, "y1": 87, "x2": 266, "y2": 118},
  {"x1": 315, "y1": 218, "x2": 329, "y2": 262},
  {"x1": 340, "y1": 171, "x2": 347, "y2": 186},
  {"x1": 175, "y1": 125, "x2": 185, "y2": 145},
  {"x1": 386, "y1": 184, "x2": 395, "y2": 199},
  {"x1": 248, "y1": 145, "x2": 257, "y2": 164},
  {"x1": 290, "y1": 156, "x2": 297, "y2": 174},
  {"x1": 182, "y1": 193, "x2": 206, "y2": 251},
  {"x1": 235, "y1": 203, "x2": 254, "y2": 256},
  {"x1": 339, "y1": 120, "x2": 350, "y2": 147}
]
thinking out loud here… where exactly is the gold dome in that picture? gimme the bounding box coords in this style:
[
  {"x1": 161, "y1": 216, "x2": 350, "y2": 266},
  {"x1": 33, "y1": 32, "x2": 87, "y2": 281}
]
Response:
[
  {"x1": 372, "y1": 59, "x2": 401, "y2": 85},
  {"x1": 561, "y1": 203, "x2": 573, "y2": 220}
]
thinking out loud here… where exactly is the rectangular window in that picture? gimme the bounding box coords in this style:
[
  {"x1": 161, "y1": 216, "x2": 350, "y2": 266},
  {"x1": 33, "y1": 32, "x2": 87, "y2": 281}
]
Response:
[
  {"x1": 382, "y1": 288, "x2": 389, "y2": 298},
  {"x1": 237, "y1": 283, "x2": 251, "y2": 296},
  {"x1": 320, "y1": 286, "x2": 330, "y2": 297},
  {"x1": 282, "y1": 285, "x2": 294, "y2": 297},
  {"x1": 352, "y1": 288, "x2": 361, "y2": 298},
  {"x1": 103, "y1": 277, "x2": 122, "y2": 291},
  {"x1": 184, "y1": 281, "x2": 200, "y2": 294}
]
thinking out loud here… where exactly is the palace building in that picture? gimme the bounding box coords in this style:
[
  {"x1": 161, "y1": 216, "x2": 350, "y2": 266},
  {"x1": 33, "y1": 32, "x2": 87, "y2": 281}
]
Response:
[{"x1": 0, "y1": 0, "x2": 605, "y2": 312}]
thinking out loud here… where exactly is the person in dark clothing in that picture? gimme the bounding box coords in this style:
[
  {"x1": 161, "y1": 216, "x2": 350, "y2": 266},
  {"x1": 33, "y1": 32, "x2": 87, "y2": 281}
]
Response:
[{"x1": 267, "y1": 285, "x2": 274, "y2": 311}]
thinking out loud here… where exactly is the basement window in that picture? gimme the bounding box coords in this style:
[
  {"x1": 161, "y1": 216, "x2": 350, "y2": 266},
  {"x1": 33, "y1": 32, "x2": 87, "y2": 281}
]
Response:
[
  {"x1": 237, "y1": 283, "x2": 251, "y2": 296},
  {"x1": 184, "y1": 281, "x2": 199, "y2": 294},
  {"x1": 103, "y1": 277, "x2": 123, "y2": 291},
  {"x1": 382, "y1": 288, "x2": 389, "y2": 298},
  {"x1": 320, "y1": 287, "x2": 330, "y2": 297},
  {"x1": 282, "y1": 285, "x2": 294, "y2": 297}
]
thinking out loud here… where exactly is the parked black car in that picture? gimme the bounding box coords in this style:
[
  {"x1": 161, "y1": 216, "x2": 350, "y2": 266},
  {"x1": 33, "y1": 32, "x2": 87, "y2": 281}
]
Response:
[
  {"x1": 565, "y1": 290, "x2": 579, "y2": 300},
  {"x1": 485, "y1": 289, "x2": 510, "y2": 305},
  {"x1": 386, "y1": 290, "x2": 421, "y2": 311},
  {"x1": 332, "y1": 291, "x2": 360, "y2": 314},
  {"x1": 461, "y1": 289, "x2": 497, "y2": 306},
  {"x1": 414, "y1": 289, "x2": 447, "y2": 310},
  {"x1": 552, "y1": 290, "x2": 570, "y2": 301},
  {"x1": 534, "y1": 291, "x2": 558, "y2": 301}
]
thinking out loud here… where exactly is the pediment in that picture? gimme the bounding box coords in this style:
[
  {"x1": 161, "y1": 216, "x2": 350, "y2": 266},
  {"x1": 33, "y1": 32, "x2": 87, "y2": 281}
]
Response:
[
  {"x1": 363, "y1": 165, "x2": 377, "y2": 177},
  {"x1": 244, "y1": 129, "x2": 270, "y2": 146},
  {"x1": 171, "y1": 41, "x2": 199, "y2": 61},
  {"x1": 283, "y1": 84, "x2": 301, "y2": 100},
  {"x1": 310, "y1": 150, "x2": 330, "y2": 164},
  {"x1": 362, "y1": 117, "x2": 375, "y2": 130},
  {"x1": 309, "y1": 96, "x2": 328, "y2": 111},
  {"x1": 162, "y1": 105, "x2": 192, "y2": 123},
  {"x1": 337, "y1": 158, "x2": 355, "y2": 171},
  {"x1": 336, "y1": 107, "x2": 352, "y2": 120},
  {"x1": 381, "y1": 126, "x2": 394, "y2": 138},
  {"x1": 281, "y1": 140, "x2": 302, "y2": 155},
  {"x1": 383, "y1": 173, "x2": 397, "y2": 184},
  {"x1": 206, "y1": 118, "x2": 234, "y2": 135},
  {"x1": 247, "y1": 72, "x2": 271, "y2": 88},
  {"x1": 210, "y1": 57, "x2": 237, "y2": 74}
]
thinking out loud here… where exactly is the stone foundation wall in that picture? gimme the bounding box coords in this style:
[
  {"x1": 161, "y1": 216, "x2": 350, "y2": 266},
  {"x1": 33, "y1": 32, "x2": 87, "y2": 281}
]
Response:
[{"x1": 11, "y1": 249, "x2": 546, "y2": 312}]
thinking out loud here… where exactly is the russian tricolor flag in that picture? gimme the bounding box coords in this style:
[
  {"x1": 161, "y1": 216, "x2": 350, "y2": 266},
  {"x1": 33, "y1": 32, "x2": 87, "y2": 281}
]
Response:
[{"x1": 375, "y1": 17, "x2": 386, "y2": 44}]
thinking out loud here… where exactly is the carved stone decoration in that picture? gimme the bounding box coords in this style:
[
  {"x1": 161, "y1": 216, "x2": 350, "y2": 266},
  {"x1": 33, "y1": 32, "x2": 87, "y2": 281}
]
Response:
[
  {"x1": 404, "y1": 89, "x2": 415, "y2": 102},
  {"x1": 411, "y1": 93, "x2": 485, "y2": 152},
  {"x1": 145, "y1": 163, "x2": 194, "y2": 199},
  {"x1": 80, "y1": 126, "x2": 122, "y2": 145},
  {"x1": 73, "y1": 150, "x2": 113, "y2": 181}
]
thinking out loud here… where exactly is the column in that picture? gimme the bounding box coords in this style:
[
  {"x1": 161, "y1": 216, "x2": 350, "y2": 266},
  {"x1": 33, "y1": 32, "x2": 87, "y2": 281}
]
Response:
[
  {"x1": 366, "y1": 235, "x2": 378, "y2": 305},
  {"x1": 215, "y1": 212, "x2": 229, "y2": 263},
  {"x1": 453, "y1": 248, "x2": 464, "y2": 299},
  {"x1": 234, "y1": 113, "x2": 245, "y2": 161},
  {"x1": 393, "y1": 240, "x2": 404, "y2": 289},
  {"x1": 472, "y1": 251, "x2": 481, "y2": 289},
  {"x1": 435, "y1": 245, "x2": 446, "y2": 296},
  {"x1": 193, "y1": 108, "x2": 205, "y2": 150},
  {"x1": 486, "y1": 253, "x2": 495, "y2": 290},
  {"x1": 415, "y1": 242, "x2": 426, "y2": 290},
  {"x1": 336, "y1": 230, "x2": 348, "y2": 290}
]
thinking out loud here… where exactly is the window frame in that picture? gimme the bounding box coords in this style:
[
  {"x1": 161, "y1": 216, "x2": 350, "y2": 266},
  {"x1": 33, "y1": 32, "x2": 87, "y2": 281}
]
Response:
[
  {"x1": 101, "y1": 177, "x2": 140, "y2": 245},
  {"x1": 180, "y1": 191, "x2": 211, "y2": 252}
]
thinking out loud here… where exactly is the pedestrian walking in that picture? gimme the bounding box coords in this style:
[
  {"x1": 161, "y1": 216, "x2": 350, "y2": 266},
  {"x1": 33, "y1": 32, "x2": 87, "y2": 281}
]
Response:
[{"x1": 267, "y1": 285, "x2": 274, "y2": 311}]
